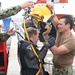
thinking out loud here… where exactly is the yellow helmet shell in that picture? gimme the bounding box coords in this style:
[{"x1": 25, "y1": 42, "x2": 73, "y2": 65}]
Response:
[{"x1": 32, "y1": 5, "x2": 51, "y2": 19}]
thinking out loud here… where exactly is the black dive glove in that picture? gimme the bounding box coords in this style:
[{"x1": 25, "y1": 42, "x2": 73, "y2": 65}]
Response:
[{"x1": 44, "y1": 36, "x2": 55, "y2": 49}]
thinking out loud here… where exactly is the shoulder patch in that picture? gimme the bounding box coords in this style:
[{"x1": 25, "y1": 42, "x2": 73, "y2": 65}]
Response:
[{"x1": 26, "y1": 45, "x2": 32, "y2": 50}]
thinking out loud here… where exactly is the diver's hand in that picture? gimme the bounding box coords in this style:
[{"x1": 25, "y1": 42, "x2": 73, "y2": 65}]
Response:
[{"x1": 45, "y1": 36, "x2": 55, "y2": 48}]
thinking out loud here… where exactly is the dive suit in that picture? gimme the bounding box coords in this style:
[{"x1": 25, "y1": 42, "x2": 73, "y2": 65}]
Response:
[{"x1": 18, "y1": 40, "x2": 50, "y2": 75}]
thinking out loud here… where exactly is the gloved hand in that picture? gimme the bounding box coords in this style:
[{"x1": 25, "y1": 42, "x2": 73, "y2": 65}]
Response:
[{"x1": 44, "y1": 36, "x2": 55, "y2": 49}]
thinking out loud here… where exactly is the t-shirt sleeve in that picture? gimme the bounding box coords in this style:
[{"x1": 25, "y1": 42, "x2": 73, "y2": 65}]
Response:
[{"x1": 64, "y1": 38, "x2": 75, "y2": 52}]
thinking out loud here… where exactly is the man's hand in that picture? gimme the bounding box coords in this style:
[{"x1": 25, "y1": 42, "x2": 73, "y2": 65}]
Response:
[
  {"x1": 43, "y1": 25, "x2": 52, "y2": 37},
  {"x1": 20, "y1": 1, "x2": 34, "y2": 9},
  {"x1": 46, "y1": 2, "x2": 54, "y2": 12},
  {"x1": 7, "y1": 28, "x2": 15, "y2": 36}
]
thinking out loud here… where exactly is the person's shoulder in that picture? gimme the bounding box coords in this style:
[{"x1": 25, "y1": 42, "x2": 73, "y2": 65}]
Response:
[
  {"x1": 70, "y1": 34, "x2": 75, "y2": 40},
  {"x1": 18, "y1": 40, "x2": 30, "y2": 50},
  {"x1": 19, "y1": 40, "x2": 31, "y2": 46}
]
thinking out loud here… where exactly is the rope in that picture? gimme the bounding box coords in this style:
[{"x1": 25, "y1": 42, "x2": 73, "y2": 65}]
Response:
[{"x1": 23, "y1": 18, "x2": 43, "y2": 75}]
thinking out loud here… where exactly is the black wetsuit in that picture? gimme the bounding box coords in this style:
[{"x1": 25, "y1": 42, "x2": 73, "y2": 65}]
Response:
[{"x1": 18, "y1": 40, "x2": 49, "y2": 75}]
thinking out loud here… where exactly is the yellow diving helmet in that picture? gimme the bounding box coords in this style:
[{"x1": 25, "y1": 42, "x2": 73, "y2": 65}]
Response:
[
  {"x1": 28, "y1": 5, "x2": 52, "y2": 29},
  {"x1": 31, "y1": 5, "x2": 51, "y2": 19}
]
